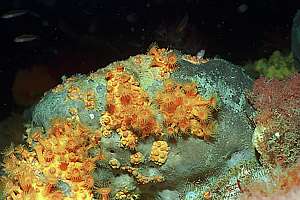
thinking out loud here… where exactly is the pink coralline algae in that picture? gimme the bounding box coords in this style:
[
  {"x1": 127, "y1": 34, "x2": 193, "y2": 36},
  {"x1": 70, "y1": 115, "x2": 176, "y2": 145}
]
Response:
[{"x1": 250, "y1": 73, "x2": 300, "y2": 167}]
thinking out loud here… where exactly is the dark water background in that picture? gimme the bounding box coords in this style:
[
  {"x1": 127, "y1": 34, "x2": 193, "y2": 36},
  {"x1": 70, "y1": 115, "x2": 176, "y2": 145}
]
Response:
[{"x1": 0, "y1": 0, "x2": 299, "y2": 120}]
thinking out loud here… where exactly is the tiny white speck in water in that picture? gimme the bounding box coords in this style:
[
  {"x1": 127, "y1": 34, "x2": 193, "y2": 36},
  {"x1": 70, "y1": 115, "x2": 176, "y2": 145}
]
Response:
[
  {"x1": 89, "y1": 113, "x2": 95, "y2": 120},
  {"x1": 196, "y1": 49, "x2": 205, "y2": 59}
]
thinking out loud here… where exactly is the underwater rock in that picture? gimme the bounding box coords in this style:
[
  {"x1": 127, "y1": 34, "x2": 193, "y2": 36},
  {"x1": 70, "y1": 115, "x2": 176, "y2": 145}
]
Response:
[{"x1": 2, "y1": 47, "x2": 256, "y2": 199}]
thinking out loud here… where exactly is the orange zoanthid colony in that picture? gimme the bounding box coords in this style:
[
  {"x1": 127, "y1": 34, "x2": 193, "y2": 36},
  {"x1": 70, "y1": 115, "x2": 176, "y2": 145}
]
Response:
[
  {"x1": 148, "y1": 45, "x2": 217, "y2": 140},
  {"x1": 150, "y1": 141, "x2": 170, "y2": 165},
  {"x1": 148, "y1": 45, "x2": 178, "y2": 78},
  {"x1": 0, "y1": 118, "x2": 107, "y2": 200},
  {"x1": 100, "y1": 46, "x2": 218, "y2": 145},
  {"x1": 156, "y1": 79, "x2": 218, "y2": 139},
  {"x1": 101, "y1": 65, "x2": 162, "y2": 146}
]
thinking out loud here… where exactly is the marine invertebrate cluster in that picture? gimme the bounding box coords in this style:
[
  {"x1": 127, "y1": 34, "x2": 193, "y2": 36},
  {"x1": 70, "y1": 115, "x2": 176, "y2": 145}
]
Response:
[
  {"x1": 150, "y1": 141, "x2": 170, "y2": 165},
  {"x1": 148, "y1": 45, "x2": 179, "y2": 78},
  {"x1": 156, "y1": 79, "x2": 218, "y2": 139},
  {"x1": 101, "y1": 47, "x2": 218, "y2": 143},
  {"x1": 115, "y1": 189, "x2": 140, "y2": 200},
  {"x1": 66, "y1": 85, "x2": 96, "y2": 110},
  {"x1": 117, "y1": 129, "x2": 138, "y2": 150},
  {"x1": 130, "y1": 152, "x2": 144, "y2": 165},
  {"x1": 120, "y1": 166, "x2": 165, "y2": 185},
  {"x1": 102, "y1": 65, "x2": 162, "y2": 141},
  {"x1": 96, "y1": 187, "x2": 112, "y2": 200},
  {"x1": 181, "y1": 54, "x2": 209, "y2": 64},
  {"x1": 0, "y1": 118, "x2": 102, "y2": 199}
]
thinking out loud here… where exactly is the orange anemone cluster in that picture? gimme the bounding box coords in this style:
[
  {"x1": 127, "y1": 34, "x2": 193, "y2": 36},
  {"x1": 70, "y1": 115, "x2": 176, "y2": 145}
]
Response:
[
  {"x1": 102, "y1": 62, "x2": 218, "y2": 142},
  {"x1": 156, "y1": 80, "x2": 218, "y2": 140},
  {"x1": 102, "y1": 65, "x2": 162, "y2": 144},
  {"x1": 181, "y1": 54, "x2": 209, "y2": 65},
  {"x1": 148, "y1": 45, "x2": 178, "y2": 78},
  {"x1": 66, "y1": 85, "x2": 96, "y2": 110},
  {"x1": 0, "y1": 118, "x2": 104, "y2": 200},
  {"x1": 99, "y1": 48, "x2": 218, "y2": 145}
]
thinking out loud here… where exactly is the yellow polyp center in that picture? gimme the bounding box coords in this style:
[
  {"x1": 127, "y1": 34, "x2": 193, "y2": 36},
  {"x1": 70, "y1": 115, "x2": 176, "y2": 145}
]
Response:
[{"x1": 197, "y1": 110, "x2": 209, "y2": 121}]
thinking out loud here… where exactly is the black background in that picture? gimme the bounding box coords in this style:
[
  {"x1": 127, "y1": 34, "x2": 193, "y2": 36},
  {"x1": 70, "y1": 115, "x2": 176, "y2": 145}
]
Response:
[{"x1": 0, "y1": 0, "x2": 299, "y2": 119}]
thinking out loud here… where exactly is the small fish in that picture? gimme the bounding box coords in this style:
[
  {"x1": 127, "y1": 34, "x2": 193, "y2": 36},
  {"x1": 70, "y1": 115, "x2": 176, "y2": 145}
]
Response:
[
  {"x1": 237, "y1": 4, "x2": 248, "y2": 14},
  {"x1": 14, "y1": 34, "x2": 40, "y2": 43},
  {"x1": 1, "y1": 10, "x2": 41, "y2": 19},
  {"x1": 1, "y1": 10, "x2": 28, "y2": 19},
  {"x1": 196, "y1": 49, "x2": 206, "y2": 59}
]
